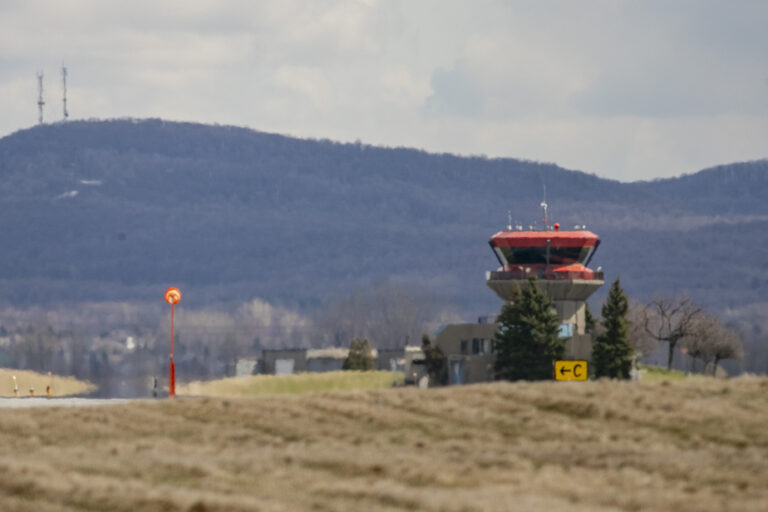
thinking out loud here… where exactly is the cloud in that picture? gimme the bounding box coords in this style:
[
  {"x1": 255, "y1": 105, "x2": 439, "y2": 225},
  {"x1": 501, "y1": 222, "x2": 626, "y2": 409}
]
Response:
[
  {"x1": 0, "y1": 0, "x2": 766, "y2": 181},
  {"x1": 422, "y1": 63, "x2": 483, "y2": 118},
  {"x1": 273, "y1": 65, "x2": 333, "y2": 109}
]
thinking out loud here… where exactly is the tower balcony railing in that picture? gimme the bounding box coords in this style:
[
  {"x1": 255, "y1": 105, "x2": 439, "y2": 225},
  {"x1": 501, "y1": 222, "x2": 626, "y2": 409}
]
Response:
[{"x1": 487, "y1": 269, "x2": 604, "y2": 281}]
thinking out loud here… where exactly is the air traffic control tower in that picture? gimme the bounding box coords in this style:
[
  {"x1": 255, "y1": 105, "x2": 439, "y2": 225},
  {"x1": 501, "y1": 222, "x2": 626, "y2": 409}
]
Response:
[
  {"x1": 486, "y1": 223, "x2": 604, "y2": 360},
  {"x1": 433, "y1": 202, "x2": 605, "y2": 384}
]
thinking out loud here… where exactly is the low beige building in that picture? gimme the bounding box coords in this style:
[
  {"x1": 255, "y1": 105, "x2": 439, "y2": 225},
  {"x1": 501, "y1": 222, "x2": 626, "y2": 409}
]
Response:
[
  {"x1": 433, "y1": 322, "x2": 497, "y2": 385},
  {"x1": 261, "y1": 347, "x2": 405, "y2": 375},
  {"x1": 306, "y1": 348, "x2": 348, "y2": 372},
  {"x1": 261, "y1": 349, "x2": 307, "y2": 375}
]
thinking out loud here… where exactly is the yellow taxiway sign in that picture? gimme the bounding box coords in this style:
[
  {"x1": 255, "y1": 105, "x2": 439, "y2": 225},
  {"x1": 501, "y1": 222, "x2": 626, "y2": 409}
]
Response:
[{"x1": 554, "y1": 360, "x2": 588, "y2": 381}]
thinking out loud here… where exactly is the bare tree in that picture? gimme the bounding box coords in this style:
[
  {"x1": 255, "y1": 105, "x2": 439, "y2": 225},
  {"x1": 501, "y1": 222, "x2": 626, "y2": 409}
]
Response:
[
  {"x1": 687, "y1": 314, "x2": 742, "y2": 374},
  {"x1": 709, "y1": 327, "x2": 743, "y2": 376},
  {"x1": 65, "y1": 326, "x2": 90, "y2": 378},
  {"x1": 644, "y1": 296, "x2": 701, "y2": 370},
  {"x1": 369, "y1": 282, "x2": 430, "y2": 348},
  {"x1": 313, "y1": 282, "x2": 440, "y2": 349},
  {"x1": 627, "y1": 299, "x2": 657, "y2": 361},
  {"x1": 18, "y1": 316, "x2": 59, "y2": 372},
  {"x1": 685, "y1": 313, "x2": 717, "y2": 373},
  {"x1": 313, "y1": 294, "x2": 370, "y2": 347}
]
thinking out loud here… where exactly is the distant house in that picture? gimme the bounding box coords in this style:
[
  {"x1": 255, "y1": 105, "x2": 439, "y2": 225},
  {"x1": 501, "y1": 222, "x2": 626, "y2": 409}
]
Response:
[
  {"x1": 235, "y1": 357, "x2": 259, "y2": 377},
  {"x1": 433, "y1": 321, "x2": 497, "y2": 385},
  {"x1": 259, "y1": 345, "x2": 427, "y2": 378},
  {"x1": 306, "y1": 348, "x2": 348, "y2": 373},
  {"x1": 261, "y1": 349, "x2": 307, "y2": 375},
  {"x1": 402, "y1": 345, "x2": 427, "y2": 385},
  {"x1": 371, "y1": 345, "x2": 426, "y2": 384},
  {"x1": 375, "y1": 348, "x2": 405, "y2": 372}
]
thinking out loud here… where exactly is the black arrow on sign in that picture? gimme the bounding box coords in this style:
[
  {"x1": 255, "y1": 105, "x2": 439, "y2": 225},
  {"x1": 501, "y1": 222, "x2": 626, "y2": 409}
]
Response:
[{"x1": 560, "y1": 366, "x2": 571, "y2": 376}]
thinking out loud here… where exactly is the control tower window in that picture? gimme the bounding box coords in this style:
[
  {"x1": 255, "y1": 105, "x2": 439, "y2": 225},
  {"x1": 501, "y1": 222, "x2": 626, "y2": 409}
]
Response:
[{"x1": 498, "y1": 246, "x2": 591, "y2": 266}]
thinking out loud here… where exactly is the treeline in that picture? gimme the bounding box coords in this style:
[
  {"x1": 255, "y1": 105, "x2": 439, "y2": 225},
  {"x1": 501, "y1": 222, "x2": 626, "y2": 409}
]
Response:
[
  {"x1": 0, "y1": 278, "x2": 762, "y2": 395},
  {"x1": 0, "y1": 282, "x2": 452, "y2": 394},
  {"x1": 486, "y1": 278, "x2": 746, "y2": 383}
]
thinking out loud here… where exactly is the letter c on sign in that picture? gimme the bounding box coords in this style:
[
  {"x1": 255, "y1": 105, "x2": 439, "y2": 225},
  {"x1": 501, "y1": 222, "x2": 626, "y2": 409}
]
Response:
[{"x1": 574, "y1": 364, "x2": 582, "y2": 378}]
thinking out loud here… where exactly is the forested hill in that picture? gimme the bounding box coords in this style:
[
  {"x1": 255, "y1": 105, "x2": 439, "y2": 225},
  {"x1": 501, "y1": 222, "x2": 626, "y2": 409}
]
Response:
[{"x1": 0, "y1": 119, "x2": 766, "y2": 314}]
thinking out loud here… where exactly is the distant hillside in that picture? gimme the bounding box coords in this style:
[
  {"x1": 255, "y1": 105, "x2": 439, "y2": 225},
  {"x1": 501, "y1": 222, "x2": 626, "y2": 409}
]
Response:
[{"x1": 0, "y1": 119, "x2": 766, "y2": 316}]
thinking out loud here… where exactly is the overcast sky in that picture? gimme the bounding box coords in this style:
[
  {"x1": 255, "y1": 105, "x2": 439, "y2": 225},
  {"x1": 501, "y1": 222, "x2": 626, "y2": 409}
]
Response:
[{"x1": 1, "y1": 0, "x2": 766, "y2": 181}]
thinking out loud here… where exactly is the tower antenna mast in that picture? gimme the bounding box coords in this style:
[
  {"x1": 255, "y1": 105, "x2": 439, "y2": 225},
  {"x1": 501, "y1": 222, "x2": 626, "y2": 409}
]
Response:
[
  {"x1": 36, "y1": 71, "x2": 45, "y2": 125},
  {"x1": 540, "y1": 184, "x2": 548, "y2": 229},
  {"x1": 61, "y1": 66, "x2": 68, "y2": 121}
]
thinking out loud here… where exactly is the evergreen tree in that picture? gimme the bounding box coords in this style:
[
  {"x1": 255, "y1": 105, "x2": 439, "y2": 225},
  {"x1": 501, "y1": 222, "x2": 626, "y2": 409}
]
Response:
[
  {"x1": 593, "y1": 277, "x2": 634, "y2": 378},
  {"x1": 494, "y1": 278, "x2": 564, "y2": 381},
  {"x1": 421, "y1": 334, "x2": 448, "y2": 386},
  {"x1": 342, "y1": 338, "x2": 374, "y2": 371},
  {"x1": 584, "y1": 303, "x2": 597, "y2": 335}
]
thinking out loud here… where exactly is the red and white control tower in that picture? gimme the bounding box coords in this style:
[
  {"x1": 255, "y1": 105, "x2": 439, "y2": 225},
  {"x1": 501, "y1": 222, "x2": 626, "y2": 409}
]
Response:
[{"x1": 486, "y1": 206, "x2": 604, "y2": 358}]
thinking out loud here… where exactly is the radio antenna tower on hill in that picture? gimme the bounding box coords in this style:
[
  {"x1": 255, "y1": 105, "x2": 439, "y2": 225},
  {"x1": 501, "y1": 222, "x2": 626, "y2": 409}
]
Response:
[
  {"x1": 61, "y1": 66, "x2": 69, "y2": 121},
  {"x1": 36, "y1": 71, "x2": 45, "y2": 124}
]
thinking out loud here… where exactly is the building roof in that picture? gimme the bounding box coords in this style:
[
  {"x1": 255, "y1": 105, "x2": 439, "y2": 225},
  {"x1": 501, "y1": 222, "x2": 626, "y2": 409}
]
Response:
[
  {"x1": 490, "y1": 230, "x2": 599, "y2": 248},
  {"x1": 306, "y1": 348, "x2": 349, "y2": 359}
]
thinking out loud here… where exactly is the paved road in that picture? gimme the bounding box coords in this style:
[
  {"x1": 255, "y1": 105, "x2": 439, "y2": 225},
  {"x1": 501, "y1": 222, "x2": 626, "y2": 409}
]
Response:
[{"x1": 0, "y1": 397, "x2": 138, "y2": 408}]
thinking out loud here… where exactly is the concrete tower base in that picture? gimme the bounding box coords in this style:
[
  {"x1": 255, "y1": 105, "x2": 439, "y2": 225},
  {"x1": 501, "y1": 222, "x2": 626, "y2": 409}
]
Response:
[{"x1": 485, "y1": 274, "x2": 604, "y2": 361}]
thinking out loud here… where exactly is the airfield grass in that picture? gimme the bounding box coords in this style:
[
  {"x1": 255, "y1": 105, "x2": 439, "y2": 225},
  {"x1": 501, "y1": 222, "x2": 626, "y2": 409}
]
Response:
[
  {"x1": 0, "y1": 377, "x2": 767, "y2": 511},
  {"x1": 638, "y1": 364, "x2": 688, "y2": 382},
  {"x1": 0, "y1": 368, "x2": 95, "y2": 397},
  {"x1": 178, "y1": 370, "x2": 405, "y2": 397}
]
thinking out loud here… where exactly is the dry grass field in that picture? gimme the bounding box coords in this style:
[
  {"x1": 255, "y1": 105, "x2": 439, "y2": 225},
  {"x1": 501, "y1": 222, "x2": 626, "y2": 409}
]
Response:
[
  {"x1": 0, "y1": 376, "x2": 767, "y2": 511},
  {"x1": 178, "y1": 370, "x2": 404, "y2": 397},
  {"x1": 0, "y1": 368, "x2": 95, "y2": 397}
]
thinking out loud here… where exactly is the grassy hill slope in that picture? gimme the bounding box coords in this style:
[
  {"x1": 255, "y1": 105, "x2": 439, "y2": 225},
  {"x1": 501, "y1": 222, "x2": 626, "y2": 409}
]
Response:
[
  {"x1": 0, "y1": 368, "x2": 95, "y2": 397},
  {"x1": 178, "y1": 370, "x2": 403, "y2": 396},
  {"x1": 0, "y1": 378, "x2": 766, "y2": 511}
]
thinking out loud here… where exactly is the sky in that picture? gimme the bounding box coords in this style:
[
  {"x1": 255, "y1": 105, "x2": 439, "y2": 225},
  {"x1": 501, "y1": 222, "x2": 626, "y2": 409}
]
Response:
[{"x1": 0, "y1": 0, "x2": 767, "y2": 182}]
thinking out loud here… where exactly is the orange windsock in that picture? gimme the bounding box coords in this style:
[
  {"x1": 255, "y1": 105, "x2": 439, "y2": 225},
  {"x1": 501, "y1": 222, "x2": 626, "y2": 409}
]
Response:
[{"x1": 164, "y1": 287, "x2": 181, "y2": 305}]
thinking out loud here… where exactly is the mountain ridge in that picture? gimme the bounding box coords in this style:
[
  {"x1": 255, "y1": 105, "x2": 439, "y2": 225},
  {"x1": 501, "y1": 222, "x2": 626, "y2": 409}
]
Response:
[{"x1": 0, "y1": 118, "x2": 765, "y2": 315}]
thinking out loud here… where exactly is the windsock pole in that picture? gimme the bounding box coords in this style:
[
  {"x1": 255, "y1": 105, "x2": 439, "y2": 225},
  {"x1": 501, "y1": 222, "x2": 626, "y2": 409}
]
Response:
[
  {"x1": 164, "y1": 287, "x2": 181, "y2": 398},
  {"x1": 170, "y1": 302, "x2": 175, "y2": 397}
]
